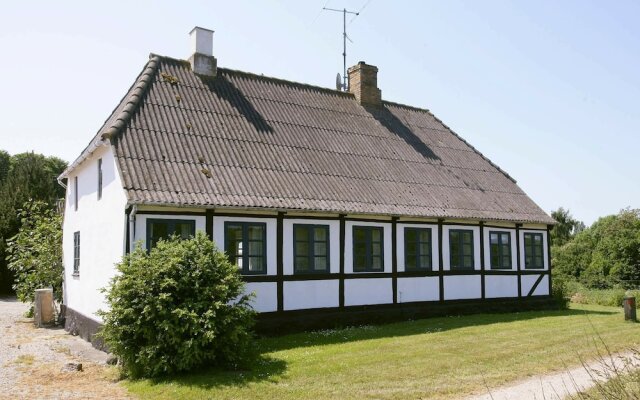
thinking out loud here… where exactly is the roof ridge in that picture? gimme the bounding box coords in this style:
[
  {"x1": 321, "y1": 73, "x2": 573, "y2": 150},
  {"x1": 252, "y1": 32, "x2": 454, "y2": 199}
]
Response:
[{"x1": 151, "y1": 53, "x2": 355, "y2": 98}]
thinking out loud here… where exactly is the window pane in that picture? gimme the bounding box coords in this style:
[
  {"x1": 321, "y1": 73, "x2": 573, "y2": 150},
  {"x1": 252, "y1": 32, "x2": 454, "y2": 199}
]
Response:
[
  {"x1": 463, "y1": 256, "x2": 473, "y2": 268},
  {"x1": 372, "y1": 243, "x2": 381, "y2": 256},
  {"x1": 419, "y1": 229, "x2": 430, "y2": 243},
  {"x1": 372, "y1": 228, "x2": 381, "y2": 242},
  {"x1": 354, "y1": 255, "x2": 367, "y2": 271},
  {"x1": 462, "y1": 231, "x2": 473, "y2": 244},
  {"x1": 295, "y1": 226, "x2": 309, "y2": 241},
  {"x1": 501, "y1": 233, "x2": 510, "y2": 244},
  {"x1": 314, "y1": 242, "x2": 327, "y2": 256},
  {"x1": 314, "y1": 257, "x2": 327, "y2": 271},
  {"x1": 354, "y1": 242, "x2": 366, "y2": 257},
  {"x1": 296, "y1": 256, "x2": 309, "y2": 272},
  {"x1": 490, "y1": 233, "x2": 498, "y2": 244},
  {"x1": 405, "y1": 228, "x2": 417, "y2": 243},
  {"x1": 419, "y1": 243, "x2": 430, "y2": 255},
  {"x1": 371, "y1": 256, "x2": 382, "y2": 271},
  {"x1": 406, "y1": 255, "x2": 417, "y2": 270},
  {"x1": 491, "y1": 248, "x2": 499, "y2": 268},
  {"x1": 463, "y1": 244, "x2": 472, "y2": 256},
  {"x1": 406, "y1": 242, "x2": 417, "y2": 255},
  {"x1": 296, "y1": 241, "x2": 309, "y2": 256},
  {"x1": 354, "y1": 227, "x2": 366, "y2": 242},
  {"x1": 524, "y1": 234, "x2": 532, "y2": 246},
  {"x1": 150, "y1": 222, "x2": 169, "y2": 242},
  {"x1": 248, "y1": 241, "x2": 263, "y2": 256},
  {"x1": 248, "y1": 257, "x2": 263, "y2": 272},
  {"x1": 450, "y1": 240, "x2": 460, "y2": 259},
  {"x1": 450, "y1": 231, "x2": 459, "y2": 244},
  {"x1": 502, "y1": 256, "x2": 511, "y2": 268},
  {"x1": 419, "y1": 255, "x2": 430, "y2": 269},
  {"x1": 226, "y1": 225, "x2": 243, "y2": 266},
  {"x1": 175, "y1": 222, "x2": 194, "y2": 239},
  {"x1": 534, "y1": 234, "x2": 542, "y2": 244},
  {"x1": 314, "y1": 227, "x2": 327, "y2": 241},
  {"x1": 535, "y1": 256, "x2": 544, "y2": 267},
  {"x1": 248, "y1": 225, "x2": 264, "y2": 240}
]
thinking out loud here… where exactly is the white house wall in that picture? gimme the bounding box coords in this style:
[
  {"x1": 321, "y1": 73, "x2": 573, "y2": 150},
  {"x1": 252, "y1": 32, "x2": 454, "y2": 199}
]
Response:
[
  {"x1": 284, "y1": 280, "x2": 339, "y2": 310},
  {"x1": 62, "y1": 144, "x2": 128, "y2": 322}
]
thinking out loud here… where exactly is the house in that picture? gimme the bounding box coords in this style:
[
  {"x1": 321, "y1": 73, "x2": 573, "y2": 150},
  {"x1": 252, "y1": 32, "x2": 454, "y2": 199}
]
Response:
[{"x1": 58, "y1": 27, "x2": 555, "y2": 341}]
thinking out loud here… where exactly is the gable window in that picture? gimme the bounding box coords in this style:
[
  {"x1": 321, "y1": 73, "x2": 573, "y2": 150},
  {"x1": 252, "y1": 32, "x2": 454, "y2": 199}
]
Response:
[
  {"x1": 294, "y1": 224, "x2": 329, "y2": 274},
  {"x1": 97, "y1": 158, "x2": 103, "y2": 200},
  {"x1": 524, "y1": 232, "x2": 545, "y2": 269},
  {"x1": 73, "y1": 231, "x2": 80, "y2": 275},
  {"x1": 146, "y1": 219, "x2": 195, "y2": 250},
  {"x1": 404, "y1": 227, "x2": 432, "y2": 271},
  {"x1": 489, "y1": 231, "x2": 512, "y2": 269},
  {"x1": 225, "y1": 222, "x2": 267, "y2": 275},
  {"x1": 353, "y1": 226, "x2": 384, "y2": 272},
  {"x1": 449, "y1": 229, "x2": 474, "y2": 270},
  {"x1": 74, "y1": 176, "x2": 78, "y2": 211}
]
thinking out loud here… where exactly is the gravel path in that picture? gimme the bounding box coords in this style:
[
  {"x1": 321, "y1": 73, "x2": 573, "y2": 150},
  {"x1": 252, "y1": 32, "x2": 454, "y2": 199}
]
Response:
[
  {"x1": 467, "y1": 350, "x2": 640, "y2": 400},
  {"x1": 0, "y1": 297, "x2": 131, "y2": 400}
]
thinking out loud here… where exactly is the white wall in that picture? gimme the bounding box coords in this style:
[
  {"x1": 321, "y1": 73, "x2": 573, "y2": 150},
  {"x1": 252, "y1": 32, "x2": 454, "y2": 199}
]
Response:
[
  {"x1": 134, "y1": 214, "x2": 206, "y2": 250},
  {"x1": 345, "y1": 278, "x2": 393, "y2": 306},
  {"x1": 213, "y1": 216, "x2": 277, "y2": 275},
  {"x1": 62, "y1": 145, "x2": 128, "y2": 322},
  {"x1": 519, "y1": 230, "x2": 550, "y2": 270},
  {"x1": 521, "y1": 274, "x2": 550, "y2": 296},
  {"x1": 483, "y1": 227, "x2": 517, "y2": 271},
  {"x1": 443, "y1": 275, "x2": 482, "y2": 300},
  {"x1": 485, "y1": 275, "x2": 519, "y2": 298},
  {"x1": 283, "y1": 219, "x2": 340, "y2": 275},
  {"x1": 245, "y1": 282, "x2": 278, "y2": 312},
  {"x1": 344, "y1": 220, "x2": 392, "y2": 273},
  {"x1": 398, "y1": 277, "x2": 439, "y2": 303},
  {"x1": 396, "y1": 223, "x2": 439, "y2": 272},
  {"x1": 284, "y1": 280, "x2": 339, "y2": 310},
  {"x1": 442, "y1": 225, "x2": 481, "y2": 271}
]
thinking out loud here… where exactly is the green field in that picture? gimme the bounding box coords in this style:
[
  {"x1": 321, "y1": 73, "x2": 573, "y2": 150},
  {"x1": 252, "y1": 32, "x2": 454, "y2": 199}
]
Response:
[{"x1": 125, "y1": 304, "x2": 640, "y2": 400}]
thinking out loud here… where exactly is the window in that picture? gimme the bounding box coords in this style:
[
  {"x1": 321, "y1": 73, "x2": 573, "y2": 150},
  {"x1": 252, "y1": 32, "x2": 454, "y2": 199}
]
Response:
[
  {"x1": 97, "y1": 158, "x2": 103, "y2": 200},
  {"x1": 449, "y1": 229, "x2": 474, "y2": 270},
  {"x1": 146, "y1": 219, "x2": 195, "y2": 250},
  {"x1": 225, "y1": 222, "x2": 267, "y2": 275},
  {"x1": 404, "y1": 227, "x2": 432, "y2": 271},
  {"x1": 74, "y1": 176, "x2": 78, "y2": 211},
  {"x1": 524, "y1": 232, "x2": 545, "y2": 269},
  {"x1": 73, "y1": 231, "x2": 80, "y2": 275},
  {"x1": 294, "y1": 224, "x2": 329, "y2": 274},
  {"x1": 353, "y1": 226, "x2": 384, "y2": 272},
  {"x1": 489, "y1": 231, "x2": 512, "y2": 269}
]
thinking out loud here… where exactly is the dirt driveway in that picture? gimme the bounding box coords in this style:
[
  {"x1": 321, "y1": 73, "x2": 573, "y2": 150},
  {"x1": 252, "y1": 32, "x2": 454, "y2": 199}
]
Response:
[{"x1": 0, "y1": 297, "x2": 131, "y2": 399}]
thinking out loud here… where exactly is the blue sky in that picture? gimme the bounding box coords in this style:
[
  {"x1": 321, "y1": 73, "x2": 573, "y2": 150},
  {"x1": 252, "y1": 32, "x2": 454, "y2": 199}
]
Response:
[{"x1": 0, "y1": 0, "x2": 638, "y2": 225}]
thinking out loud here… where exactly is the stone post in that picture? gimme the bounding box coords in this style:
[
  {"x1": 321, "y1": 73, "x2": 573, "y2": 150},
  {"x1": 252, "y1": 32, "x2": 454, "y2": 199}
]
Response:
[
  {"x1": 34, "y1": 288, "x2": 55, "y2": 327},
  {"x1": 623, "y1": 296, "x2": 636, "y2": 322}
]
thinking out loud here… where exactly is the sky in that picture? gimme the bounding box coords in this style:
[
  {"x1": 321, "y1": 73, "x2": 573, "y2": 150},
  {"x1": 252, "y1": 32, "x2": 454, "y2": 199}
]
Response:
[{"x1": 0, "y1": 0, "x2": 638, "y2": 225}]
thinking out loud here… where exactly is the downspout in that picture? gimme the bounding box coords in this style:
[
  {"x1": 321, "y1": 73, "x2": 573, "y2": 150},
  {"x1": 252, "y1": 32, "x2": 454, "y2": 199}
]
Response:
[{"x1": 128, "y1": 204, "x2": 138, "y2": 253}]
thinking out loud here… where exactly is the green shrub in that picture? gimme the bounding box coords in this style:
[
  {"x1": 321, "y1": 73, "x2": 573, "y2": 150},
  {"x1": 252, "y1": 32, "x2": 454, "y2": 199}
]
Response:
[
  {"x1": 551, "y1": 277, "x2": 570, "y2": 308},
  {"x1": 564, "y1": 280, "x2": 640, "y2": 308},
  {"x1": 6, "y1": 201, "x2": 63, "y2": 311},
  {"x1": 98, "y1": 232, "x2": 256, "y2": 378}
]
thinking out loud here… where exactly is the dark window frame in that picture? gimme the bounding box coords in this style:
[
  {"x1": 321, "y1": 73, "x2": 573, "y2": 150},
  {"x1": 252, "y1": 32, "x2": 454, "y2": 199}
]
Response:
[
  {"x1": 524, "y1": 232, "x2": 545, "y2": 269},
  {"x1": 97, "y1": 158, "x2": 103, "y2": 200},
  {"x1": 293, "y1": 224, "x2": 330, "y2": 274},
  {"x1": 146, "y1": 218, "x2": 196, "y2": 250},
  {"x1": 73, "y1": 231, "x2": 80, "y2": 276},
  {"x1": 352, "y1": 225, "x2": 385, "y2": 273},
  {"x1": 74, "y1": 176, "x2": 78, "y2": 211},
  {"x1": 449, "y1": 229, "x2": 475, "y2": 270},
  {"x1": 404, "y1": 227, "x2": 432, "y2": 271},
  {"x1": 225, "y1": 221, "x2": 268, "y2": 275},
  {"x1": 489, "y1": 230, "x2": 512, "y2": 270}
]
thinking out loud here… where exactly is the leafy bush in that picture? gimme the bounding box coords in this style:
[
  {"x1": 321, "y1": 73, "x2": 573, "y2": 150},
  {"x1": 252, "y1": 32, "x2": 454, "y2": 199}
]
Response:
[
  {"x1": 564, "y1": 281, "x2": 640, "y2": 308},
  {"x1": 551, "y1": 277, "x2": 570, "y2": 308},
  {"x1": 6, "y1": 201, "x2": 63, "y2": 309},
  {"x1": 99, "y1": 232, "x2": 256, "y2": 378},
  {"x1": 553, "y1": 209, "x2": 640, "y2": 289}
]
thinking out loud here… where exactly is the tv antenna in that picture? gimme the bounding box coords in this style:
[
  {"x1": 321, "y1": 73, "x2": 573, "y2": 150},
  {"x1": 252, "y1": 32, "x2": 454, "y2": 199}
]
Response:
[{"x1": 322, "y1": 7, "x2": 359, "y2": 91}]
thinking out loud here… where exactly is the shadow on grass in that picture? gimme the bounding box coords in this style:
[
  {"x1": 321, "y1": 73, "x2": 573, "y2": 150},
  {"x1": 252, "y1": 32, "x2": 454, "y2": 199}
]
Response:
[{"x1": 259, "y1": 306, "x2": 618, "y2": 353}]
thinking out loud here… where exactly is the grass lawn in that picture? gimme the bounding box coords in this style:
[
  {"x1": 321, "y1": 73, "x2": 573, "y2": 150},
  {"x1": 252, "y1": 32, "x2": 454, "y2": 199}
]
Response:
[{"x1": 124, "y1": 304, "x2": 640, "y2": 400}]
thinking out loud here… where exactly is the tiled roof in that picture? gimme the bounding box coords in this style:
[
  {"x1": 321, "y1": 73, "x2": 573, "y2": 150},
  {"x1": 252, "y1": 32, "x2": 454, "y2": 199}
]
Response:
[{"x1": 69, "y1": 54, "x2": 555, "y2": 224}]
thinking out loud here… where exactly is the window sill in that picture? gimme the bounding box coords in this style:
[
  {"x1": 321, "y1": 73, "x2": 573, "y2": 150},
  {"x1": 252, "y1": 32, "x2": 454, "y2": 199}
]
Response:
[{"x1": 72, "y1": 273, "x2": 80, "y2": 278}]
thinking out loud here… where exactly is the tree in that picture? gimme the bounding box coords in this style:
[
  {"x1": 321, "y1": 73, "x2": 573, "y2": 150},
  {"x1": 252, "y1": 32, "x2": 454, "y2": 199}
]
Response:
[
  {"x1": 553, "y1": 208, "x2": 640, "y2": 289},
  {"x1": 550, "y1": 207, "x2": 585, "y2": 247},
  {"x1": 0, "y1": 151, "x2": 67, "y2": 294},
  {"x1": 6, "y1": 201, "x2": 63, "y2": 309},
  {"x1": 99, "y1": 232, "x2": 256, "y2": 378}
]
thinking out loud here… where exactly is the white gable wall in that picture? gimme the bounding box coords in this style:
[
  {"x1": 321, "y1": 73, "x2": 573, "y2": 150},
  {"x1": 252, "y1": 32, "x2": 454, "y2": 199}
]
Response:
[{"x1": 62, "y1": 144, "x2": 128, "y2": 322}]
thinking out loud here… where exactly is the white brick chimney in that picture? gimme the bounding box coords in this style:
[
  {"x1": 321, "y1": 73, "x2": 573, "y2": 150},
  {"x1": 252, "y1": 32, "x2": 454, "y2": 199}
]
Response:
[{"x1": 189, "y1": 27, "x2": 217, "y2": 77}]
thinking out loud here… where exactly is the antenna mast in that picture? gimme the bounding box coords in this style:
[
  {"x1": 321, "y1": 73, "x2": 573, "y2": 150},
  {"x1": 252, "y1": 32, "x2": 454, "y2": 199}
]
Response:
[{"x1": 323, "y1": 7, "x2": 359, "y2": 91}]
